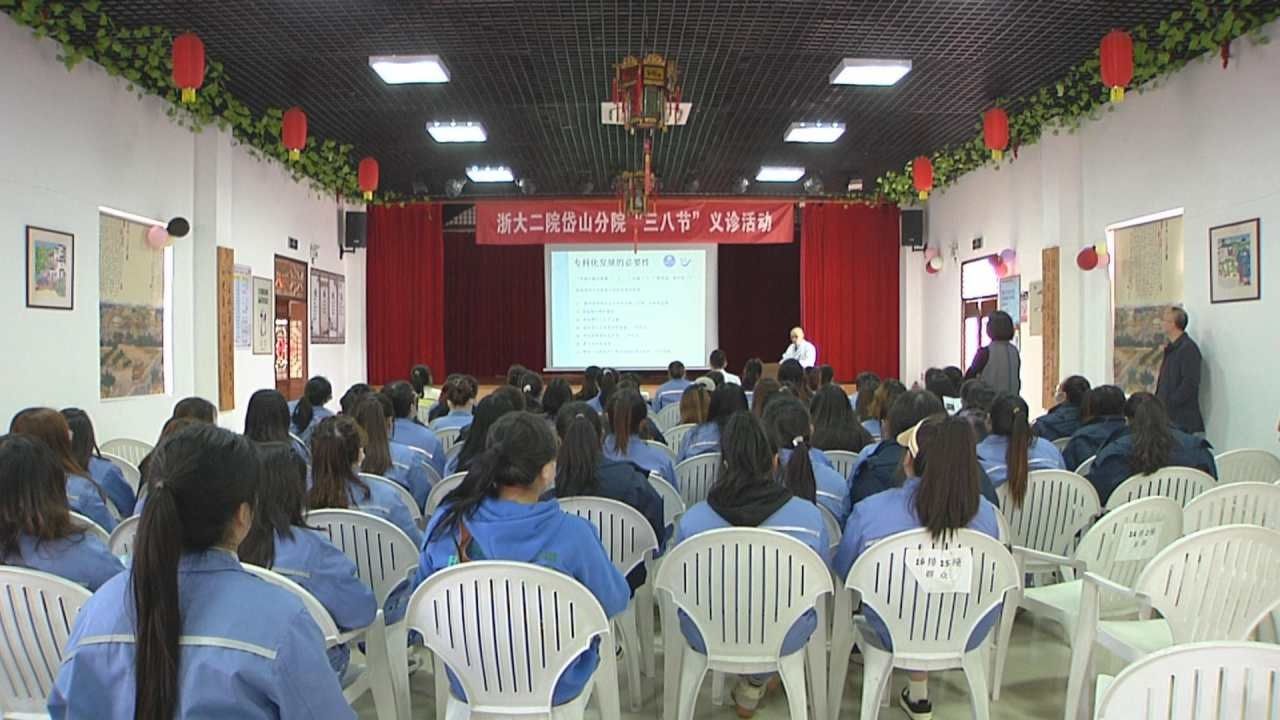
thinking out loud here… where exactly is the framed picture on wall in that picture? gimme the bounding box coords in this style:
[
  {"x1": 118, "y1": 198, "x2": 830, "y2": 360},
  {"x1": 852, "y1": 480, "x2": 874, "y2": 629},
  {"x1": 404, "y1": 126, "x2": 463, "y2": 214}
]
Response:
[
  {"x1": 25, "y1": 226, "x2": 75, "y2": 310},
  {"x1": 1209, "y1": 218, "x2": 1261, "y2": 303}
]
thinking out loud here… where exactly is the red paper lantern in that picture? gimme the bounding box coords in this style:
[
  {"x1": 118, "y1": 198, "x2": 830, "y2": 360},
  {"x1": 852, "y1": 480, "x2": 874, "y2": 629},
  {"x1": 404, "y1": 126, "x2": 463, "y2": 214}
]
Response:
[
  {"x1": 171, "y1": 32, "x2": 205, "y2": 104},
  {"x1": 1077, "y1": 246, "x2": 1099, "y2": 271},
  {"x1": 912, "y1": 156, "x2": 934, "y2": 201},
  {"x1": 983, "y1": 108, "x2": 1009, "y2": 161},
  {"x1": 282, "y1": 107, "x2": 307, "y2": 161},
  {"x1": 1100, "y1": 30, "x2": 1134, "y2": 103},
  {"x1": 358, "y1": 157, "x2": 379, "y2": 201}
]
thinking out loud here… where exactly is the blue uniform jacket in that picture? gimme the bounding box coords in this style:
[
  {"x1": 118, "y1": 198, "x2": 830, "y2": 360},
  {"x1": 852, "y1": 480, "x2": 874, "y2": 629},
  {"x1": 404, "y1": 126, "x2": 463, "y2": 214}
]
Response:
[
  {"x1": 391, "y1": 417, "x2": 446, "y2": 478},
  {"x1": 67, "y1": 473, "x2": 117, "y2": 532},
  {"x1": 851, "y1": 441, "x2": 1001, "y2": 508},
  {"x1": 387, "y1": 441, "x2": 433, "y2": 510},
  {"x1": 778, "y1": 448, "x2": 850, "y2": 526},
  {"x1": 87, "y1": 456, "x2": 134, "y2": 520},
  {"x1": 1033, "y1": 404, "x2": 1083, "y2": 441},
  {"x1": 676, "y1": 422, "x2": 721, "y2": 463},
  {"x1": 652, "y1": 379, "x2": 692, "y2": 411},
  {"x1": 48, "y1": 549, "x2": 353, "y2": 719},
  {"x1": 603, "y1": 435, "x2": 678, "y2": 488},
  {"x1": 4, "y1": 533, "x2": 122, "y2": 591},
  {"x1": 1062, "y1": 416, "x2": 1126, "y2": 471},
  {"x1": 336, "y1": 479, "x2": 424, "y2": 547},
  {"x1": 976, "y1": 435, "x2": 1066, "y2": 488},
  {"x1": 289, "y1": 403, "x2": 334, "y2": 446},
  {"x1": 861, "y1": 419, "x2": 882, "y2": 441},
  {"x1": 429, "y1": 409, "x2": 474, "y2": 432},
  {"x1": 1086, "y1": 426, "x2": 1217, "y2": 504}
]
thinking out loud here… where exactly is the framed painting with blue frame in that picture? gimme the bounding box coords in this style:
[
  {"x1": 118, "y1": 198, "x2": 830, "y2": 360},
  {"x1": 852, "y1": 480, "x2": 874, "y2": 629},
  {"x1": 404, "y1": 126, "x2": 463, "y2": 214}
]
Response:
[
  {"x1": 1209, "y1": 218, "x2": 1260, "y2": 304},
  {"x1": 25, "y1": 225, "x2": 75, "y2": 310}
]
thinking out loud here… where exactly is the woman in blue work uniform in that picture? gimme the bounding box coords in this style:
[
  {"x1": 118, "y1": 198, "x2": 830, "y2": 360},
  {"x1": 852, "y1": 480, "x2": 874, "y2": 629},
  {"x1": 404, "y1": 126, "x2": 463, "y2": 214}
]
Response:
[
  {"x1": 1062, "y1": 385, "x2": 1127, "y2": 471},
  {"x1": 289, "y1": 376, "x2": 334, "y2": 445},
  {"x1": 353, "y1": 395, "x2": 432, "y2": 511},
  {"x1": 976, "y1": 394, "x2": 1065, "y2": 509},
  {"x1": 764, "y1": 395, "x2": 852, "y2": 525},
  {"x1": 384, "y1": 380, "x2": 447, "y2": 479},
  {"x1": 1086, "y1": 392, "x2": 1216, "y2": 504},
  {"x1": 10, "y1": 408, "x2": 117, "y2": 532},
  {"x1": 308, "y1": 416, "x2": 423, "y2": 546},
  {"x1": 604, "y1": 387, "x2": 678, "y2": 486},
  {"x1": 245, "y1": 389, "x2": 309, "y2": 460},
  {"x1": 676, "y1": 383, "x2": 749, "y2": 462},
  {"x1": 62, "y1": 407, "x2": 135, "y2": 519}
]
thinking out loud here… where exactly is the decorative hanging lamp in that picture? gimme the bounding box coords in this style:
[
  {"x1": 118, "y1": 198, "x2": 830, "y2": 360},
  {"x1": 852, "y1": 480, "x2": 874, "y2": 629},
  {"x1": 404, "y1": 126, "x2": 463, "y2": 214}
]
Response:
[
  {"x1": 983, "y1": 108, "x2": 1009, "y2": 161},
  {"x1": 1100, "y1": 29, "x2": 1134, "y2": 103},
  {"x1": 281, "y1": 107, "x2": 307, "y2": 161},
  {"x1": 612, "y1": 53, "x2": 681, "y2": 133},
  {"x1": 912, "y1": 156, "x2": 934, "y2": 200},
  {"x1": 171, "y1": 32, "x2": 205, "y2": 104},
  {"x1": 357, "y1": 157, "x2": 379, "y2": 201}
]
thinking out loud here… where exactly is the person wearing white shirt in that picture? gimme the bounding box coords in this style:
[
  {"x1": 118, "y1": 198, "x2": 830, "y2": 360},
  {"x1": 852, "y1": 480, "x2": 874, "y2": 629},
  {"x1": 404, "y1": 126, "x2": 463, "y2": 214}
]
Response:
[
  {"x1": 709, "y1": 349, "x2": 741, "y2": 385},
  {"x1": 780, "y1": 327, "x2": 817, "y2": 368}
]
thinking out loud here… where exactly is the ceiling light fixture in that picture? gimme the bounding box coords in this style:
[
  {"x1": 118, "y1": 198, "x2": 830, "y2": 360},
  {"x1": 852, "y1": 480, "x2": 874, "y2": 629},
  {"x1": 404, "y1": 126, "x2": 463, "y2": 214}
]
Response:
[
  {"x1": 755, "y1": 166, "x2": 805, "y2": 182},
  {"x1": 829, "y1": 58, "x2": 912, "y2": 86},
  {"x1": 368, "y1": 54, "x2": 450, "y2": 84},
  {"x1": 427, "y1": 121, "x2": 487, "y2": 143},
  {"x1": 466, "y1": 165, "x2": 514, "y2": 183},
  {"x1": 784, "y1": 122, "x2": 846, "y2": 143}
]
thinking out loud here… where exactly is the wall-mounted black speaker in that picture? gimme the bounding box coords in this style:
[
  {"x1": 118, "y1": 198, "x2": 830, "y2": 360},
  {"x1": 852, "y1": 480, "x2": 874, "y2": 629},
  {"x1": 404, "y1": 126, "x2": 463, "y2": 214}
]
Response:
[
  {"x1": 900, "y1": 208, "x2": 925, "y2": 250},
  {"x1": 340, "y1": 211, "x2": 366, "y2": 258}
]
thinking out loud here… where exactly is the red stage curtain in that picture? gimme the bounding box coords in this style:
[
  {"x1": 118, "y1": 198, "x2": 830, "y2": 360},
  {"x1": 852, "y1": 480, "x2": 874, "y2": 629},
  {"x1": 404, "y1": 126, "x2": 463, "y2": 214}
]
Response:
[
  {"x1": 801, "y1": 203, "x2": 901, "y2": 381},
  {"x1": 366, "y1": 203, "x2": 446, "y2": 384},
  {"x1": 718, "y1": 241, "x2": 800, "y2": 373},
  {"x1": 442, "y1": 232, "x2": 546, "y2": 378}
]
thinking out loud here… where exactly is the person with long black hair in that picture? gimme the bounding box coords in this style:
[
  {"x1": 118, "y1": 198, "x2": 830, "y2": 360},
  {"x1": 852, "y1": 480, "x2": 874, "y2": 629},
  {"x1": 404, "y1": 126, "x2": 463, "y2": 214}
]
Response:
[
  {"x1": 588, "y1": 367, "x2": 619, "y2": 414},
  {"x1": 679, "y1": 383, "x2": 711, "y2": 426},
  {"x1": 239, "y1": 442, "x2": 376, "y2": 676},
  {"x1": 384, "y1": 380, "x2": 447, "y2": 478},
  {"x1": 862, "y1": 379, "x2": 906, "y2": 441},
  {"x1": 289, "y1": 376, "x2": 334, "y2": 444},
  {"x1": 352, "y1": 395, "x2": 431, "y2": 510},
  {"x1": 518, "y1": 370, "x2": 545, "y2": 415},
  {"x1": 741, "y1": 357, "x2": 765, "y2": 394},
  {"x1": 48, "y1": 424, "x2": 349, "y2": 718},
  {"x1": 957, "y1": 379, "x2": 997, "y2": 441},
  {"x1": 410, "y1": 412, "x2": 629, "y2": 707},
  {"x1": 810, "y1": 385, "x2": 874, "y2": 454},
  {"x1": 851, "y1": 372, "x2": 881, "y2": 420},
  {"x1": 603, "y1": 388, "x2": 678, "y2": 486},
  {"x1": 1062, "y1": 385, "x2": 1127, "y2": 471},
  {"x1": 0, "y1": 434, "x2": 122, "y2": 590},
  {"x1": 551, "y1": 402, "x2": 665, "y2": 590},
  {"x1": 749, "y1": 378, "x2": 782, "y2": 418},
  {"x1": 765, "y1": 396, "x2": 852, "y2": 524},
  {"x1": 1034, "y1": 375, "x2": 1092, "y2": 440},
  {"x1": 574, "y1": 365, "x2": 602, "y2": 402},
  {"x1": 339, "y1": 382, "x2": 373, "y2": 415},
  {"x1": 10, "y1": 408, "x2": 116, "y2": 532},
  {"x1": 308, "y1": 416, "x2": 422, "y2": 545},
  {"x1": 835, "y1": 415, "x2": 1001, "y2": 720},
  {"x1": 676, "y1": 383, "x2": 749, "y2": 462},
  {"x1": 246, "y1": 389, "x2": 308, "y2": 460},
  {"x1": 965, "y1": 310, "x2": 1021, "y2": 396},
  {"x1": 171, "y1": 396, "x2": 217, "y2": 423},
  {"x1": 541, "y1": 377, "x2": 573, "y2": 424},
  {"x1": 411, "y1": 363, "x2": 440, "y2": 408},
  {"x1": 446, "y1": 388, "x2": 525, "y2": 475},
  {"x1": 429, "y1": 375, "x2": 477, "y2": 432},
  {"x1": 1086, "y1": 392, "x2": 1217, "y2": 504},
  {"x1": 62, "y1": 407, "x2": 134, "y2": 518},
  {"x1": 674, "y1": 412, "x2": 830, "y2": 718},
  {"x1": 976, "y1": 393, "x2": 1065, "y2": 508}
]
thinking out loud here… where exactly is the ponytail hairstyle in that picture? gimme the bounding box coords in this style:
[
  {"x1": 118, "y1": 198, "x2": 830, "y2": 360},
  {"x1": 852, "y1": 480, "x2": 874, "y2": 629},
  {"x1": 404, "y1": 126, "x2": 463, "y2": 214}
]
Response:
[
  {"x1": 340, "y1": 383, "x2": 373, "y2": 415},
  {"x1": 1082, "y1": 385, "x2": 1126, "y2": 423},
  {"x1": 610, "y1": 388, "x2": 648, "y2": 454},
  {"x1": 575, "y1": 366, "x2": 602, "y2": 401},
  {"x1": 431, "y1": 412, "x2": 557, "y2": 542},
  {"x1": 853, "y1": 373, "x2": 881, "y2": 422},
  {"x1": 679, "y1": 384, "x2": 711, "y2": 425},
  {"x1": 443, "y1": 375, "x2": 475, "y2": 411},
  {"x1": 910, "y1": 415, "x2": 982, "y2": 540},
  {"x1": 710, "y1": 412, "x2": 776, "y2": 500},
  {"x1": 0, "y1": 434, "x2": 79, "y2": 558},
  {"x1": 763, "y1": 397, "x2": 817, "y2": 502},
  {"x1": 139, "y1": 417, "x2": 203, "y2": 487},
  {"x1": 352, "y1": 396, "x2": 393, "y2": 476},
  {"x1": 171, "y1": 397, "x2": 217, "y2": 423},
  {"x1": 1126, "y1": 392, "x2": 1174, "y2": 476},
  {"x1": 506, "y1": 364, "x2": 528, "y2": 388},
  {"x1": 804, "y1": 366, "x2": 821, "y2": 394},
  {"x1": 742, "y1": 358, "x2": 764, "y2": 392},
  {"x1": 705, "y1": 371, "x2": 726, "y2": 389},
  {"x1": 454, "y1": 390, "x2": 524, "y2": 472},
  {"x1": 291, "y1": 376, "x2": 333, "y2": 432},
  {"x1": 554, "y1": 402, "x2": 604, "y2": 497},
  {"x1": 597, "y1": 368, "x2": 620, "y2": 415},
  {"x1": 238, "y1": 441, "x2": 308, "y2": 568},
  {"x1": 869, "y1": 379, "x2": 908, "y2": 424},
  {"x1": 810, "y1": 385, "x2": 873, "y2": 452},
  {"x1": 542, "y1": 378, "x2": 573, "y2": 419},
  {"x1": 519, "y1": 370, "x2": 544, "y2": 412},
  {"x1": 1060, "y1": 375, "x2": 1092, "y2": 408},
  {"x1": 10, "y1": 408, "x2": 109, "y2": 506},
  {"x1": 924, "y1": 367, "x2": 957, "y2": 399},
  {"x1": 818, "y1": 365, "x2": 835, "y2": 387},
  {"x1": 307, "y1": 416, "x2": 368, "y2": 509},
  {"x1": 707, "y1": 384, "x2": 750, "y2": 430},
  {"x1": 131, "y1": 424, "x2": 258, "y2": 720},
  {"x1": 989, "y1": 393, "x2": 1032, "y2": 508},
  {"x1": 410, "y1": 365, "x2": 434, "y2": 397},
  {"x1": 61, "y1": 407, "x2": 103, "y2": 472},
  {"x1": 244, "y1": 389, "x2": 292, "y2": 443},
  {"x1": 750, "y1": 378, "x2": 783, "y2": 418}
]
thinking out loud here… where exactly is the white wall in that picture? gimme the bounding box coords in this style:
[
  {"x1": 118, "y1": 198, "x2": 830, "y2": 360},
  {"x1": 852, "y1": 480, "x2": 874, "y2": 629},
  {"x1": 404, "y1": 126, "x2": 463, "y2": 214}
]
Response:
[
  {"x1": 0, "y1": 17, "x2": 366, "y2": 442},
  {"x1": 903, "y1": 27, "x2": 1280, "y2": 450}
]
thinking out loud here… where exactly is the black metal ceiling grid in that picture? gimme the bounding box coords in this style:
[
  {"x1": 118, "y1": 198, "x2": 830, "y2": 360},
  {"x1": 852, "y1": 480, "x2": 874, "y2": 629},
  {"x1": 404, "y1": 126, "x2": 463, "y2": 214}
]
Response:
[{"x1": 96, "y1": 0, "x2": 1246, "y2": 197}]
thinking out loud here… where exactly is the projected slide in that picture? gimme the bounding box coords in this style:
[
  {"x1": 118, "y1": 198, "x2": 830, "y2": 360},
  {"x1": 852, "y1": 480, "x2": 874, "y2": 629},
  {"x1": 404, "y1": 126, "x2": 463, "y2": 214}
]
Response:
[{"x1": 545, "y1": 244, "x2": 718, "y2": 370}]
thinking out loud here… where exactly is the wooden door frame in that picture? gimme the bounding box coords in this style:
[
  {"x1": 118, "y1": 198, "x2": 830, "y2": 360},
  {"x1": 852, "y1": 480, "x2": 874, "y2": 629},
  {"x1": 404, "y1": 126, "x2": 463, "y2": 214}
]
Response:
[{"x1": 273, "y1": 255, "x2": 309, "y2": 400}]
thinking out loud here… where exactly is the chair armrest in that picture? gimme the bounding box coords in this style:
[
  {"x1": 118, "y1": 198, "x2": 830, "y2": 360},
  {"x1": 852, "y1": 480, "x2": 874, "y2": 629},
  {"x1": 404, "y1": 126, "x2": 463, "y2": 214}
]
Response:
[
  {"x1": 1082, "y1": 571, "x2": 1147, "y2": 604},
  {"x1": 1013, "y1": 546, "x2": 1082, "y2": 570}
]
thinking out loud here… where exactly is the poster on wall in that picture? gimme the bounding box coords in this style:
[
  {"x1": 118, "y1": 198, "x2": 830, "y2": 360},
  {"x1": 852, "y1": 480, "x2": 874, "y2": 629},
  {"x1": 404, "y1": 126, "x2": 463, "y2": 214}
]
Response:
[
  {"x1": 99, "y1": 212, "x2": 166, "y2": 399},
  {"x1": 1209, "y1": 218, "x2": 1261, "y2": 303},
  {"x1": 1028, "y1": 281, "x2": 1044, "y2": 336},
  {"x1": 1113, "y1": 216, "x2": 1184, "y2": 395},
  {"x1": 252, "y1": 277, "x2": 274, "y2": 355},
  {"x1": 26, "y1": 226, "x2": 75, "y2": 310},
  {"x1": 999, "y1": 275, "x2": 1021, "y2": 325},
  {"x1": 233, "y1": 264, "x2": 252, "y2": 347},
  {"x1": 309, "y1": 268, "x2": 346, "y2": 344}
]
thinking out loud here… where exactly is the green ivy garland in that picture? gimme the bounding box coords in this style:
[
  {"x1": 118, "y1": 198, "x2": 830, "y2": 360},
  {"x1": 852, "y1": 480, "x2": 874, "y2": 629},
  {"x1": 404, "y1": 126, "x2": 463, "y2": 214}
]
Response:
[{"x1": 874, "y1": 0, "x2": 1279, "y2": 205}]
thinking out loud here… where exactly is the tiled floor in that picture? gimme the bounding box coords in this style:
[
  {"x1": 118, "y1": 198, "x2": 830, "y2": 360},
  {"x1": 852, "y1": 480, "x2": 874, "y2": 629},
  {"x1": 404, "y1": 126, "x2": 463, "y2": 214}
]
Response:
[{"x1": 357, "y1": 612, "x2": 1085, "y2": 719}]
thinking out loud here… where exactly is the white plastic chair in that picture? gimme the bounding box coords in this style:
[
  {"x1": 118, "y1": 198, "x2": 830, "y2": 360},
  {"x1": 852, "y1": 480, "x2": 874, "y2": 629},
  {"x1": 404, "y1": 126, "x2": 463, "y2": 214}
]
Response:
[
  {"x1": 818, "y1": 505, "x2": 842, "y2": 553},
  {"x1": 289, "y1": 432, "x2": 310, "y2": 461},
  {"x1": 1075, "y1": 455, "x2": 1096, "y2": 476},
  {"x1": 99, "y1": 452, "x2": 141, "y2": 494},
  {"x1": 434, "y1": 426, "x2": 463, "y2": 455},
  {"x1": 1214, "y1": 448, "x2": 1280, "y2": 485},
  {"x1": 425, "y1": 471, "x2": 467, "y2": 516},
  {"x1": 646, "y1": 439, "x2": 677, "y2": 464},
  {"x1": 1183, "y1": 481, "x2": 1280, "y2": 533},
  {"x1": 1094, "y1": 641, "x2": 1280, "y2": 719},
  {"x1": 647, "y1": 471, "x2": 686, "y2": 532},
  {"x1": 1103, "y1": 466, "x2": 1215, "y2": 510},
  {"x1": 643, "y1": 471, "x2": 685, "y2": 678},
  {"x1": 1052, "y1": 437, "x2": 1071, "y2": 452},
  {"x1": 674, "y1": 453, "x2": 721, "y2": 508},
  {"x1": 823, "y1": 450, "x2": 859, "y2": 481},
  {"x1": 0, "y1": 567, "x2": 92, "y2": 715},
  {"x1": 100, "y1": 438, "x2": 152, "y2": 467},
  {"x1": 664, "y1": 423, "x2": 695, "y2": 455},
  {"x1": 107, "y1": 514, "x2": 141, "y2": 559},
  {"x1": 359, "y1": 472, "x2": 423, "y2": 525},
  {"x1": 559, "y1": 497, "x2": 660, "y2": 711},
  {"x1": 405, "y1": 561, "x2": 622, "y2": 720},
  {"x1": 996, "y1": 470, "x2": 1100, "y2": 572},
  {"x1": 656, "y1": 527, "x2": 832, "y2": 720},
  {"x1": 655, "y1": 404, "x2": 682, "y2": 432},
  {"x1": 69, "y1": 512, "x2": 110, "y2": 546},
  {"x1": 1064, "y1": 524, "x2": 1280, "y2": 720},
  {"x1": 240, "y1": 563, "x2": 397, "y2": 719},
  {"x1": 831, "y1": 529, "x2": 1019, "y2": 720}
]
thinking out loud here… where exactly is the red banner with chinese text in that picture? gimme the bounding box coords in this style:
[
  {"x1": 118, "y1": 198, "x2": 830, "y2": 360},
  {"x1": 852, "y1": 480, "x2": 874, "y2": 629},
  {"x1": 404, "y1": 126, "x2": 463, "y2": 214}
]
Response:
[{"x1": 475, "y1": 199, "x2": 793, "y2": 245}]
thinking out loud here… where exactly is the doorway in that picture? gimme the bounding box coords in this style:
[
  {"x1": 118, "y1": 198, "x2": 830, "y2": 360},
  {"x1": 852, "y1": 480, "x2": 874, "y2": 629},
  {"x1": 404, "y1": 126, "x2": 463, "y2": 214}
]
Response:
[
  {"x1": 960, "y1": 255, "x2": 1000, "y2": 371},
  {"x1": 273, "y1": 255, "x2": 308, "y2": 400}
]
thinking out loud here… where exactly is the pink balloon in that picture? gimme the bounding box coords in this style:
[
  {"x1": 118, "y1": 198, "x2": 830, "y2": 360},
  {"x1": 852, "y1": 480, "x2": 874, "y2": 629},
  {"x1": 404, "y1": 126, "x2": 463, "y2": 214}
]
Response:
[
  {"x1": 928, "y1": 255, "x2": 943, "y2": 271},
  {"x1": 1097, "y1": 252, "x2": 1111, "y2": 268},
  {"x1": 995, "y1": 260, "x2": 1010, "y2": 279},
  {"x1": 924, "y1": 246, "x2": 938, "y2": 261},
  {"x1": 146, "y1": 225, "x2": 169, "y2": 249},
  {"x1": 1000, "y1": 248, "x2": 1017, "y2": 264}
]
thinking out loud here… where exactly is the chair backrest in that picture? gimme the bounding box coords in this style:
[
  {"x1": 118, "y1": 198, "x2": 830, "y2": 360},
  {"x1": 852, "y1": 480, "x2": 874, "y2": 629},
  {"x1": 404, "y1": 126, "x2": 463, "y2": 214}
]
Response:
[
  {"x1": 1183, "y1": 482, "x2": 1280, "y2": 533},
  {"x1": 1104, "y1": 466, "x2": 1216, "y2": 510},
  {"x1": 675, "y1": 453, "x2": 722, "y2": 507},
  {"x1": 655, "y1": 527, "x2": 832, "y2": 662},
  {"x1": 1073, "y1": 496, "x2": 1183, "y2": 614},
  {"x1": 647, "y1": 471, "x2": 686, "y2": 529},
  {"x1": 288, "y1": 432, "x2": 310, "y2": 460},
  {"x1": 1134, "y1": 525, "x2": 1280, "y2": 644},
  {"x1": 1051, "y1": 437, "x2": 1071, "y2": 452},
  {"x1": 0, "y1": 567, "x2": 93, "y2": 713},
  {"x1": 426, "y1": 471, "x2": 467, "y2": 516},
  {"x1": 818, "y1": 505, "x2": 842, "y2": 552},
  {"x1": 405, "y1": 561, "x2": 610, "y2": 713},
  {"x1": 69, "y1": 512, "x2": 110, "y2": 546},
  {"x1": 359, "y1": 472, "x2": 423, "y2": 523},
  {"x1": 1075, "y1": 455, "x2": 1096, "y2": 476},
  {"x1": 846, "y1": 528, "x2": 1018, "y2": 658},
  {"x1": 306, "y1": 509, "x2": 419, "y2": 605},
  {"x1": 1096, "y1": 641, "x2": 1280, "y2": 720},
  {"x1": 557, "y1": 497, "x2": 660, "y2": 576},
  {"x1": 100, "y1": 452, "x2": 142, "y2": 493},
  {"x1": 435, "y1": 426, "x2": 463, "y2": 455},
  {"x1": 108, "y1": 514, "x2": 141, "y2": 558},
  {"x1": 1214, "y1": 448, "x2": 1280, "y2": 485},
  {"x1": 239, "y1": 563, "x2": 341, "y2": 646},
  {"x1": 645, "y1": 438, "x2": 677, "y2": 463},
  {"x1": 100, "y1": 438, "x2": 152, "y2": 467},
  {"x1": 823, "y1": 450, "x2": 859, "y2": 481},
  {"x1": 655, "y1": 403, "x2": 683, "y2": 432},
  {"x1": 997, "y1": 470, "x2": 1100, "y2": 557},
  {"x1": 664, "y1": 423, "x2": 695, "y2": 453}
]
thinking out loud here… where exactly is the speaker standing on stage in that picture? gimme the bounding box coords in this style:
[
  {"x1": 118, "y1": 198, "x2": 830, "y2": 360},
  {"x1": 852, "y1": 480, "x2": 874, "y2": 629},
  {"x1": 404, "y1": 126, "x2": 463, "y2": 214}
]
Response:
[{"x1": 781, "y1": 327, "x2": 817, "y2": 368}]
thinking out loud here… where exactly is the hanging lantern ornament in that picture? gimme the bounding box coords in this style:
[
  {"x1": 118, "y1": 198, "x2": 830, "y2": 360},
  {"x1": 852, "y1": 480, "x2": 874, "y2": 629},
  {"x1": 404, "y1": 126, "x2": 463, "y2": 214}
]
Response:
[
  {"x1": 983, "y1": 108, "x2": 1009, "y2": 161},
  {"x1": 1100, "y1": 29, "x2": 1134, "y2": 103},
  {"x1": 619, "y1": 137, "x2": 656, "y2": 217},
  {"x1": 912, "y1": 156, "x2": 934, "y2": 201},
  {"x1": 1077, "y1": 246, "x2": 1099, "y2": 271},
  {"x1": 357, "y1": 157, "x2": 379, "y2": 201},
  {"x1": 171, "y1": 32, "x2": 205, "y2": 104},
  {"x1": 281, "y1": 107, "x2": 307, "y2": 161},
  {"x1": 612, "y1": 53, "x2": 681, "y2": 133}
]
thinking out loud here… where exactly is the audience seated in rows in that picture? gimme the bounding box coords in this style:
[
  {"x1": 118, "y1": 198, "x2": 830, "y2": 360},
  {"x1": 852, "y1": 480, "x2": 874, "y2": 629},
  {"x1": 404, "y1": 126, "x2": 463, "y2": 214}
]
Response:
[
  {"x1": 1062, "y1": 384, "x2": 1127, "y2": 470},
  {"x1": 1033, "y1": 375, "x2": 1091, "y2": 441},
  {"x1": 810, "y1": 384, "x2": 874, "y2": 454},
  {"x1": 764, "y1": 396, "x2": 851, "y2": 524},
  {"x1": 289, "y1": 376, "x2": 334, "y2": 445},
  {"x1": 63, "y1": 407, "x2": 134, "y2": 518},
  {"x1": 429, "y1": 374, "x2": 477, "y2": 431},
  {"x1": 308, "y1": 416, "x2": 422, "y2": 545},
  {"x1": 447, "y1": 387, "x2": 525, "y2": 475},
  {"x1": 1085, "y1": 391, "x2": 1217, "y2": 503},
  {"x1": 384, "y1": 380, "x2": 446, "y2": 477},
  {"x1": 352, "y1": 394, "x2": 431, "y2": 510},
  {"x1": 604, "y1": 388, "x2": 678, "y2": 486},
  {"x1": 654, "y1": 361, "x2": 692, "y2": 410},
  {"x1": 976, "y1": 394, "x2": 1066, "y2": 495},
  {"x1": 10, "y1": 408, "x2": 117, "y2": 531},
  {"x1": 677, "y1": 384, "x2": 748, "y2": 462}
]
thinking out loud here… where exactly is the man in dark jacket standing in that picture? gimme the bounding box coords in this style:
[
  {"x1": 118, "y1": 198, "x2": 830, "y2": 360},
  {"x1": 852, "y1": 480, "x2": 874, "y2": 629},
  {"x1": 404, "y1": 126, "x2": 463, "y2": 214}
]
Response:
[{"x1": 1155, "y1": 306, "x2": 1205, "y2": 434}]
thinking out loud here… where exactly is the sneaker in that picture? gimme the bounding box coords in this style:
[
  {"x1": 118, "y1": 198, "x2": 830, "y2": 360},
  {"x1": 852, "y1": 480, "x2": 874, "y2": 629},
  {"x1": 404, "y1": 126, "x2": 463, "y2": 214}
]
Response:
[
  {"x1": 898, "y1": 687, "x2": 933, "y2": 720},
  {"x1": 732, "y1": 679, "x2": 767, "y2": 719}
]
